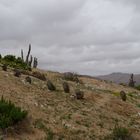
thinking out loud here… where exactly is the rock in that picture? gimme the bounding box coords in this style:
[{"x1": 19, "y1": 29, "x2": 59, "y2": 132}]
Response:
[
  {"x1": 63, "y1": 82, "x2": 70, "y2": 93},
  {"x1": 14, "y1": 69, "x2": 21, "y2": 77},
  {"x1": 2, "y1": 64, "x2": 7, "y2": 71},
  {"x1": 25, "y1": 76, "x2": 32, "y2": 84},
  {"x1": 120, "y1": 91, "x2": 127, "y2": 101},
  {"x1": 47, "y1": 80, "x2": 56, "y2": 91},
  {"x1": 75, "y1": 89, "x2": 84, "y2": 99}
]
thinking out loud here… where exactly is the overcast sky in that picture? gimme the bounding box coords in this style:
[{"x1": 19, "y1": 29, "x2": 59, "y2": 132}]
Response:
[{"x1": 0, "y1": 0, "x2": 140, "y2": 75}]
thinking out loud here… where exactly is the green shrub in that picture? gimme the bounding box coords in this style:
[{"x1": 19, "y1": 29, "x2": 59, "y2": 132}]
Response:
[
  {"x1": 135, "y1": 85, "x2": 140, "y2": 91},
  {"x1": 112, "y1": 126, "x2": 131, "y2": 140},
  {"x1": 0, "y1": 96, "x2": 27, "y2": 130},
  {"x1": 3, "y1": 55, "x2": 16, "y2": 62},
  {"x1": 104, "y1": 126, "x2": 133, "y2": 140},
  {"x1": 1, "y1": 54, "x2": 30, "y2": 70}
]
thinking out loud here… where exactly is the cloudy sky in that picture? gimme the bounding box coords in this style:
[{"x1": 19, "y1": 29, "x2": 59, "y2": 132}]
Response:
[{"x1": 0, "y1": 0, "x2": 140, "y2": 75}]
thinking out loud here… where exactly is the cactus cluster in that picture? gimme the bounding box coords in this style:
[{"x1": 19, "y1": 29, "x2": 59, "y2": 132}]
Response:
[{"x1": 21, "y1": 44, "x2": 38, "y2": 69}]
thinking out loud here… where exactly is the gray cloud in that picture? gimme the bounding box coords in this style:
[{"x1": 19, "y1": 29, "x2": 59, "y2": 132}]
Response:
[{"x1": 0, "y1": 0, "x2": 140, "y2": 75}]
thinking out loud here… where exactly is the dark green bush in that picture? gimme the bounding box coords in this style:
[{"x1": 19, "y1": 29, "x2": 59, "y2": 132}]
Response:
[
  {"x1": 1, "y1": 55, "x2": 30, "y2": 70},
  {"x1": 112, "y1": 126, "x2": 131, "y2": 140},
  {"x1": 0, "y1": 96, "x2": 27, "y2": 129},
  {"x1": 3, "y1": 55, "x2": 16, "y2": 62}
]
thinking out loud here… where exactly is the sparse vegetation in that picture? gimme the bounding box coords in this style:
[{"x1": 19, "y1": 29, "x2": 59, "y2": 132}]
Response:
[{"x1": 0, "y1": 59, "x2": 140, "y2": 139}]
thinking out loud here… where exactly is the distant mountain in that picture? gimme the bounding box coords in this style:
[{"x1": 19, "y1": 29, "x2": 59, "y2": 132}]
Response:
[{"x1": 97, "y1": 72, "x2": 140, "y2": 85}]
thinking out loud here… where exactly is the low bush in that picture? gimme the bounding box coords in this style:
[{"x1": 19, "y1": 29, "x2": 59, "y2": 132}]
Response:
[
  {"x1": 104, "y1": 126, "x2": 133, "y2": 140},
  {"x1": 135, "y1": 85, "x2": 140, "y2": 91},
  {"x1": 32, "y1": 71, "x2": 46, "y2": 81},
  {"x1": 0, "y1": 96, "x2": 27, "y2": 130},
  {"x1": 63, "y1": 72, "x2": 79, "y2": 83}
]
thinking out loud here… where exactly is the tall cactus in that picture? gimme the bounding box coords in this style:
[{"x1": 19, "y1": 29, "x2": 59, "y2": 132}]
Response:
[
  {"x1": 26, "y1": 44, "x2": 31, "y2": 64},
  {"x1": 33, "y1": 57, "x2": 38, "y2": 68},
  {"x1": 29, "y1": 55, "x2": 33, "y2": 67},
  {"x1": 129, "y1": 74, "x2": 135, "y2": 87},
  {"x1": 21, "y1": 49, "x2": 24, "y2": 61},
  {"x1": 20, "y1": 44, "x2": 38, "y2": 69}
]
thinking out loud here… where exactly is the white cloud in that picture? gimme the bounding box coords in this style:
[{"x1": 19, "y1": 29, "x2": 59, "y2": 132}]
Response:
[{"x1": 0, "y1": 0, "x2": 140, "y2": 75}]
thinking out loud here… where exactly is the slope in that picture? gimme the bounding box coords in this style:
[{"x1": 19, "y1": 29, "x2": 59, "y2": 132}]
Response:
[{"x1": 0, "y1": 68, "x2": 140, "y2": 140}]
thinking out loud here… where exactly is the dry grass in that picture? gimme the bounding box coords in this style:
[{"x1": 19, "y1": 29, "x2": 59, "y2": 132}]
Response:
[{"x1": 0, "y1": 67, "x2": 140, "y2": 140}]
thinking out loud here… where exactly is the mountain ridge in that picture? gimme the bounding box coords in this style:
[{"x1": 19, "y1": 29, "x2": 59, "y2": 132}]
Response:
[{"x1": 96, "y1": 72, "x2": 140, "y2": 85}]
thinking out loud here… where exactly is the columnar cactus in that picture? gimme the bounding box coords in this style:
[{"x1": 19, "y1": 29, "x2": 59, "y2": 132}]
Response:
[
  {"x1": 21, "y1": 49, "x2": 24, "y2": 61},
  {"x1": 33, "y1": 57, "x2": 38, "y2": 68},
  {"x1": 29, "y1": 55, "x2": 33, "y2": 67},
  {"x1": 26, "y1": 44, "x2": 31, "y2": 64},
  {"x1": 129, "y1": 74, "x2": 135, "y2": 87}
]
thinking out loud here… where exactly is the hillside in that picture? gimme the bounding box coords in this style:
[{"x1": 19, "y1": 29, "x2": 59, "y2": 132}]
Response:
[
  {"x1": 97, "y1": 72, "x2": 140, "y2": 86},
  {"x1": 0, "y1": 68, "x2": 140, "y2": 140}
]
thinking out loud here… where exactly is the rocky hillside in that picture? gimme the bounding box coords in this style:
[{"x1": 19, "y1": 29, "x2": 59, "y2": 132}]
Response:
[
  {"x1": 0, "y1": 67, "x2": 140, "y2": 140},
  {"x1": 97, "y1": 72, "x2": 140, "y2": 86}
]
